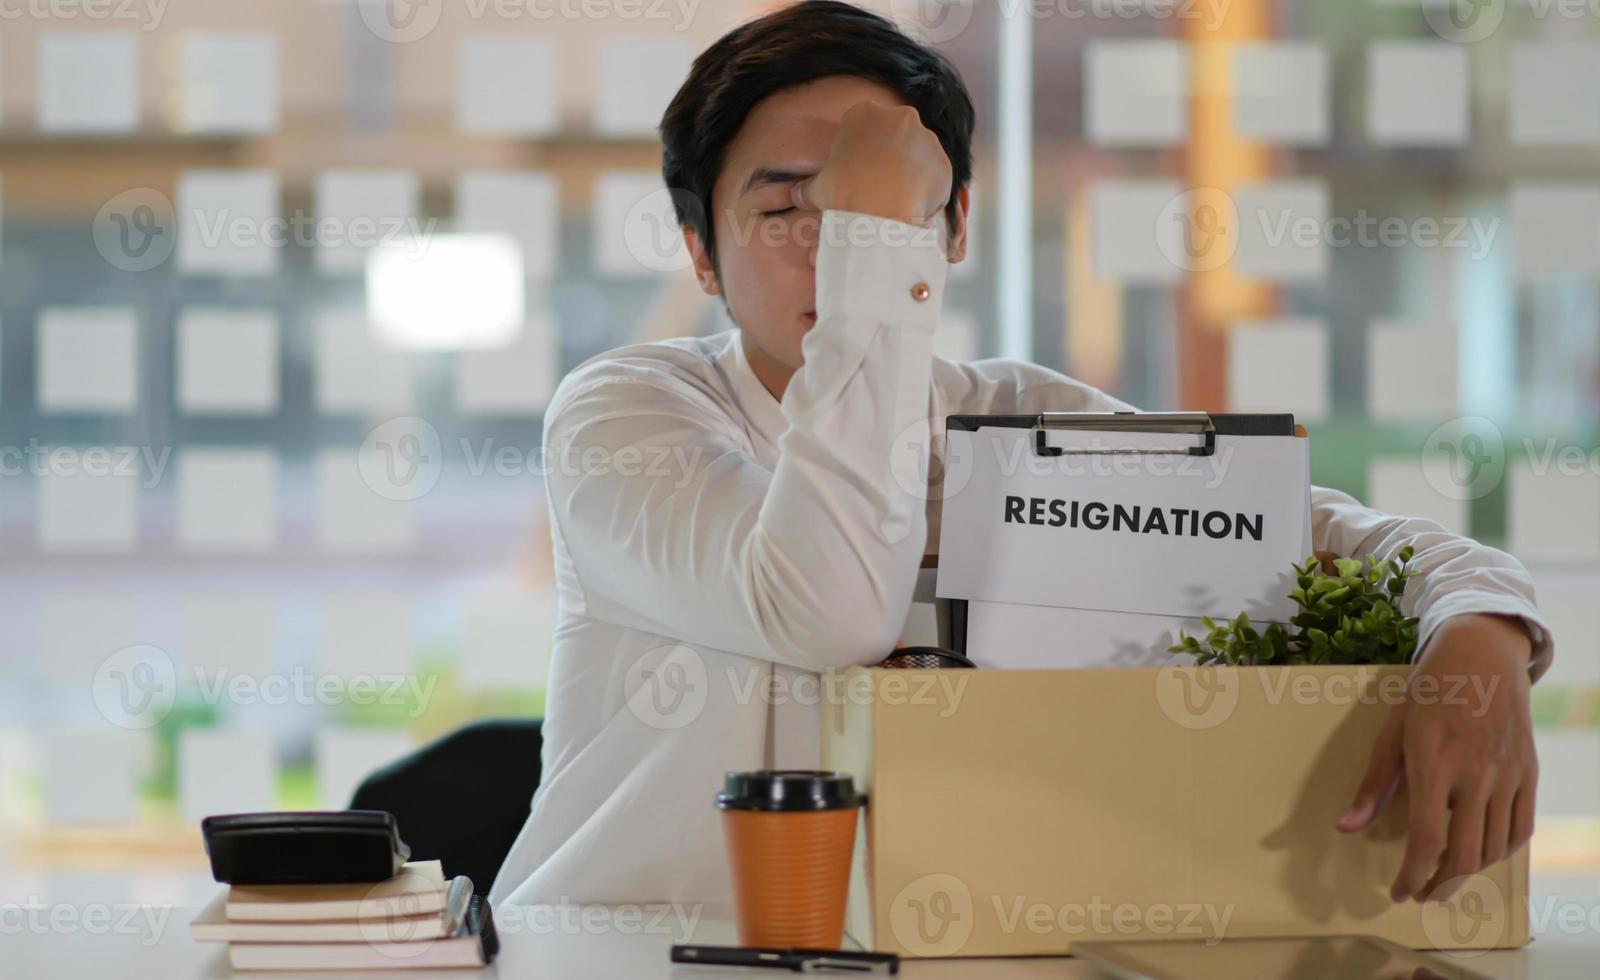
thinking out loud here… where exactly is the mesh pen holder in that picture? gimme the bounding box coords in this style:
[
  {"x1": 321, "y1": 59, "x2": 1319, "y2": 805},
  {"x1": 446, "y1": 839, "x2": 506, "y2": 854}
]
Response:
[{"x1": 876, "y1": 646, "x2": 976, "y2": 669}]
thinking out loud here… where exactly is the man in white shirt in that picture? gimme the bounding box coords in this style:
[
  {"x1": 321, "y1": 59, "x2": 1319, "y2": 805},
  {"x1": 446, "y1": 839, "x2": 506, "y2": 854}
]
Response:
[{"x1": 491, "y1": 1, "x2": 1550, "y2": 912}]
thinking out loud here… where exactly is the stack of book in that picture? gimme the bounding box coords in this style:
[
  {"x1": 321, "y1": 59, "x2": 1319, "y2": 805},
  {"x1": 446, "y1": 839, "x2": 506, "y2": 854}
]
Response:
[{"x1": 190, "y1": 859, "x2": 498, "y2": 971}]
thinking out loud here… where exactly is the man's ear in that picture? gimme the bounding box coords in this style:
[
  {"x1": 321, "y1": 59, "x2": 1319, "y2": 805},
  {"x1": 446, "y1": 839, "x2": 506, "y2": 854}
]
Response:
[
  {"x1": 685, "y1": 226, "x2": 721, "y2": 296},
  {"x1": 945, "y1": 185, "x2": 971, "y2": 265}
]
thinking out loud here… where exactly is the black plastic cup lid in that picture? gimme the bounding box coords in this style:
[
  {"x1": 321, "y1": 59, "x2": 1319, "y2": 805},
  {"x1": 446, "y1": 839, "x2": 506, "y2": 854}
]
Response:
[{"x1": 715, "y1": 770, "x2": 863, "y2": 812}]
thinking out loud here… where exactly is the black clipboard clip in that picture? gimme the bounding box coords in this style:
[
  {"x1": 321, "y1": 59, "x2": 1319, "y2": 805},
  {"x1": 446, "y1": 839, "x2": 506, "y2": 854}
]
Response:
[{"x1": 1031, "y1": 411, "x2": 1217, "y2": 459}]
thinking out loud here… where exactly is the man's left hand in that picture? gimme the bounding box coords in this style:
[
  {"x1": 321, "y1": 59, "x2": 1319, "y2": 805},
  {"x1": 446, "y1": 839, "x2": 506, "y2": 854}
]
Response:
[{"x1": 1334, "y1": 613, "x2": 1538, "y2": 903}]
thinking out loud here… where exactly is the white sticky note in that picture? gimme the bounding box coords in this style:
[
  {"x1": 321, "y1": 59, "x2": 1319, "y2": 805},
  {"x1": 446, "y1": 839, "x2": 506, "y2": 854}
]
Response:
[
  {"x1": 178, "y1": 729, "x2": 277, "y2": 824},
  {"x1": 1508, "y1": 461, "x2": 1600, "y2": 562},
  {"x1": 313, "y1": 312, "x2": 415, "y2": 414},
  {"x1": 315, "y1": 728, "x2": 414, "y2": 809},
  {"x1": 934, "y1": 309, "x2": 979, "y2": 363},
  {"x1": 454, "y1": 314, "x2": 559, "y2": 417},
  {"x1": 44, "y1": 730, "x2": 138, "y2": 825},
  {"x1": 177, "y1": 449, "x2": 278, "y2": 553},
  {"x1": 1508, "y1": 183, "x2": 1600, "y2": 279},
  {"x1": 40, "y1": 593, "x2": 139, "y2": 684},
  {"x1": 37, "y1": 307, "x2": 138, "y2": 414},
  {"x1": 1233, "y1": 42, "x2": 1329, "y2": 146},
  {"x1": 39, "y1": 33, "x2": 140, "y2": 134},
  {"x1": 1366, "y1": 457, "x2": 1468, "y2": 536},
  {"x1": 177, "y1": 32, "x2": 280, "y2": 135},
  {"x1": 457, "y1": 36, "x2": 558, "y2": 136},
  {"x1": 595, "y1": 36, "x2": 692, "y2": 137},
  {"x1": 1367, "y1": 41, "x2": 1469, "y2": 146},
  {"x1": 319, "y1": 594, "x2": 415, "y2": 681},
  {"x1": 178, "y1": 594, "x2": 276, "y2": 678},
  {"x1": 1234, "y1": 180, "x2": 1328, "y2": 282},
  {"x1": 459, "y1": 587, "x2": 555, "y2": 689},
  {"x1": 314, "y1": 170, "x2": 421, "y2": 275},
  {"x1": 1366, "y1": 320, "x2": 1459, "y2": 421},
  {"x1": 38, "y1": 456, "x2": 140, "y2": 553},
  {"x1": 592, "y1": 171, "x2": 688, "y2": 276},
  {"x1": 455, "y1": 171, "x2": 559, "y2": 278},
  {"x1": 1534, "y1": 731, "x2": 1600, "y2": 817},
  {"x1": 1085, "y1": 40, "x2": 1188, "y2": 147},
  {"x1": 1534, "y1": 579, "x2": 1600, "y2": 689},
  {"x1": 1089, "y1": 179, "x2": 1185, "y2": 284},
  {"x1": 177, "y1": 170, "x2": 281, "y2": 277},
  {"x1": 1226, "y1": 318, "x2": 1329, "y2": 422},
  {"x1": 1510, "y1": 42, "x2": 1600, "y2": 147},
  {"x1": 316, "y1": 450, "x2": 417, "y2": 553},
  {"x1": 176, "y1": 309, "x2": 279, "y2": 416}
]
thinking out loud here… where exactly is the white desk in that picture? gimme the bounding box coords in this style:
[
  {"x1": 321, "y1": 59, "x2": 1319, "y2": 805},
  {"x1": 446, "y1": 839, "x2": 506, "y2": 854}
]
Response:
[{"x1": 11, "y1": 893, "x2": 1600, "y2": 980}]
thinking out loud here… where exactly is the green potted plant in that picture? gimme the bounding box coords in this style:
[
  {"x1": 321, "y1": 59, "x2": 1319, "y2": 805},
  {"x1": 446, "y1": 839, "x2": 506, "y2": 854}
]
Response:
[{"x1": 1171, "y1": 546, "x2": 1420, "y2": 666}]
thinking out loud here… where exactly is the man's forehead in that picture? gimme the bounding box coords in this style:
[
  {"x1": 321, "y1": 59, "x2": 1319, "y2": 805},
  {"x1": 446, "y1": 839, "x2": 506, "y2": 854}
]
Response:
[
  {"x1": 723, "y1": 112, "x2": 835, "y2": 188},
  {"x1": 721, "y1": 78, "x2": 907, "y2": 190}
]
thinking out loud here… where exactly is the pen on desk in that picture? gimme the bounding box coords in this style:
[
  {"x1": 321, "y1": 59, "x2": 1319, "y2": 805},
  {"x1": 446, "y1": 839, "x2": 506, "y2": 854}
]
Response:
[{"x1": 670, "y1": 944, "x2": 900, "y2": 974}]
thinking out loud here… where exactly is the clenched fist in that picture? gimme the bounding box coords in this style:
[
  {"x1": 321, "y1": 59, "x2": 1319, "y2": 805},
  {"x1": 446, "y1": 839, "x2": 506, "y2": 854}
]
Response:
[{"x1": 790, "y1": 101, "x2": 953, "y2": 227}]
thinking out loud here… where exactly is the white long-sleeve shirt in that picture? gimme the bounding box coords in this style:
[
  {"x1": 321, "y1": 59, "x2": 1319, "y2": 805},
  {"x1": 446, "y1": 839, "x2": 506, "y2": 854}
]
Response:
[{"x1": 490, "y1": 211, "x2": 1553, "y2": 908}]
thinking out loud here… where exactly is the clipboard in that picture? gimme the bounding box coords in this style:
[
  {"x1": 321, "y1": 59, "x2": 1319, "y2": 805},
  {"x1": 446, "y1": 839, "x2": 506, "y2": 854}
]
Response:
[{"x1": 935, "y1": 412, "x2": 1310, "y2": 667}]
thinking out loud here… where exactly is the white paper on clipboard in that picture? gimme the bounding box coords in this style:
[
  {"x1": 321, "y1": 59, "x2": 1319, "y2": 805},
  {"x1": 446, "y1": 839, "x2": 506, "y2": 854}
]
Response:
[{"x1": 936, "y1": 414, "x2": 1313, "y2": 668}]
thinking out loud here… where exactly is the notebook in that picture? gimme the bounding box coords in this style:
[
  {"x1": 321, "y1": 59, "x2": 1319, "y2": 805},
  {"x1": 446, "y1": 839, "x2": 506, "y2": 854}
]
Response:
[
  {"x1": 225, "y1": 859, "x2": 447, "y2": 921},
  {"x1": 228, "y1": 892, "x2": 498, "y2": 971},
  {"x1": 193, "y1": 876, "x2": 468, "y2": 943}
]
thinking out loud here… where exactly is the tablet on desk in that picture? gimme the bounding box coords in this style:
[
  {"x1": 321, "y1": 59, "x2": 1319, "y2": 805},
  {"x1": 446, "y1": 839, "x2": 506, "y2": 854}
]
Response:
[{"x1": 1073, "y1": 936, "x2": 1496, "y2": 980}]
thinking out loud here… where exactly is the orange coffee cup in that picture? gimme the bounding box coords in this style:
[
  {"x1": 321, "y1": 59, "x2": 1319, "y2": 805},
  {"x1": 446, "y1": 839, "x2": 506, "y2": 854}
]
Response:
[{"x1": 716, "y1": 770, "x2": 863, "y2": 949}]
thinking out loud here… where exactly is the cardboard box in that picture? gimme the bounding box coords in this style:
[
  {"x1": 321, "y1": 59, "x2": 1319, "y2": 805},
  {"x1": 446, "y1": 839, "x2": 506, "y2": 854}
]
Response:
[{"x1": 820, "y1": 665, "x2": 1529, "y2": 958}]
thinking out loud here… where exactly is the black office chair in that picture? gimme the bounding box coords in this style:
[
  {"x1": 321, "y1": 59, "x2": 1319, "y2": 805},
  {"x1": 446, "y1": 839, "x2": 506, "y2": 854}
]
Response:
[{"x1": 349, "y1": 718, "x2": 543, "y2": 896}]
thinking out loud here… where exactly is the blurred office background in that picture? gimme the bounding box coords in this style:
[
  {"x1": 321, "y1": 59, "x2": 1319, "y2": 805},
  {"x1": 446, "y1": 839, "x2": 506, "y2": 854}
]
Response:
[{"x1": 0, "y1": 0, "x2": 1596, "y2": 902}]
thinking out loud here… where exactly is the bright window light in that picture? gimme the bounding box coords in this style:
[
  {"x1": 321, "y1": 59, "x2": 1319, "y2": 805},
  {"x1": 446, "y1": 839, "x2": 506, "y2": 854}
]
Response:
[{"x1": 366, "y1": 233, "x2": 524, "y2": 350}]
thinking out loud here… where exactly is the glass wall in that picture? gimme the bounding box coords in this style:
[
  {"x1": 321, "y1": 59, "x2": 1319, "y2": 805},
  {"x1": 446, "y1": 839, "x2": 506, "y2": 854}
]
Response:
[{"x1": 0, "y1": 0, "x2": 1594, "y2": 899}]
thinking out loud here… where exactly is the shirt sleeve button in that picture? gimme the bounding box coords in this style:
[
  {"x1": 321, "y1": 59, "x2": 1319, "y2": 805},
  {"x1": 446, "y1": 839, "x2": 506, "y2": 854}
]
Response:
[{"x1": 910, "y1": 283, "x2": 931, "y2": 302}]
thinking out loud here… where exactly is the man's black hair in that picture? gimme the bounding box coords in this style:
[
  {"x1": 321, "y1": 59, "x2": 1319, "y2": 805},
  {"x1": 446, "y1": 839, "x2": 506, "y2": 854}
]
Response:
[{"x1": 659, "y1": 0, "x2": 976, "y2": 266}]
